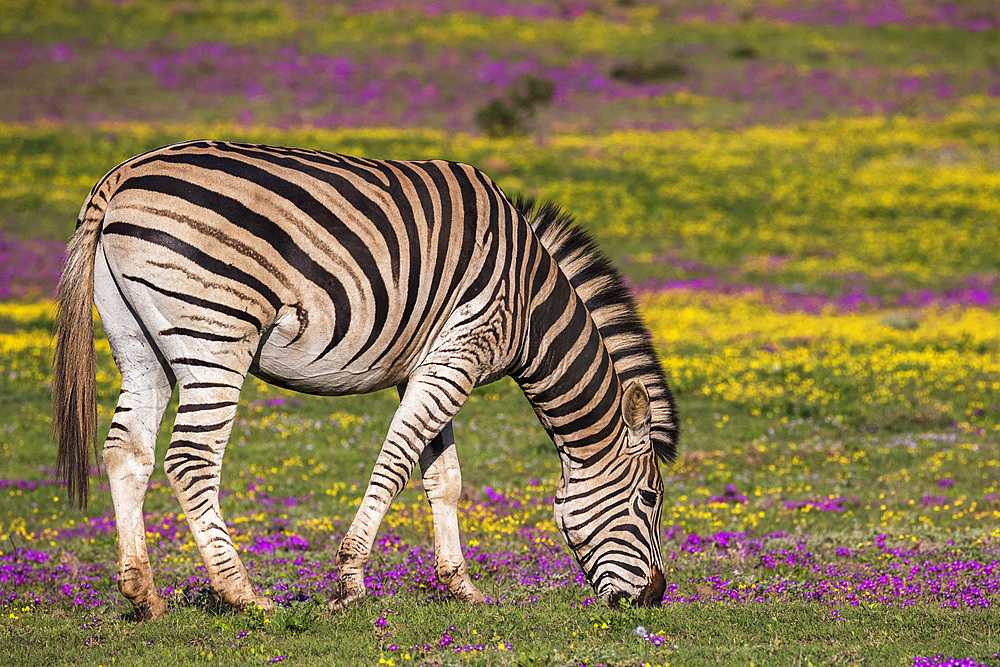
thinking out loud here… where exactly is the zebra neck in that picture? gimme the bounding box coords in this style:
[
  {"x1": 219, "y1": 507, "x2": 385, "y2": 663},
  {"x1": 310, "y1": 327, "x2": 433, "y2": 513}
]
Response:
[{"x1": 513, "y1": 271, "x2": 623, "y2": 463}]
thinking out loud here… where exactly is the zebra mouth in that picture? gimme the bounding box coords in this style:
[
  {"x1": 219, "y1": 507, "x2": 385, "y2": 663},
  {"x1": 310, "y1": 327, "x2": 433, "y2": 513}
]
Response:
[
  {"x1": 604, "y1": 588, "x2": 635, "y2": 607},
  {"x1": 602, "y1": 566, "x2": 665, "y2": 608}
]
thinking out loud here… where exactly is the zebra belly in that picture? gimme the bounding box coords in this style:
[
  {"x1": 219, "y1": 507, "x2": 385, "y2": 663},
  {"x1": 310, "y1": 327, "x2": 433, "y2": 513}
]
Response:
[
  {"x1": 250, "y1": 349, "x2": 406, "y2": 395},
  {"x1": 250, "y1": 317, "x2": 414, "y2": 396}
]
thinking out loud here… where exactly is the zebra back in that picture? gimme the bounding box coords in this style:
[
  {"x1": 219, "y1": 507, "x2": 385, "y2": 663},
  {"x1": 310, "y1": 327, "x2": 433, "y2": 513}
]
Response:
[{"x1": 513, "y1": 196, "x2": 678, "y2": 463}]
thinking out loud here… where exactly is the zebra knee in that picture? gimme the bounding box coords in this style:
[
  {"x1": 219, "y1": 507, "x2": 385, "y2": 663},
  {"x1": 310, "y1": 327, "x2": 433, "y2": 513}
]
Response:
[
  {"x1": 162, "y1": 456, "x2": 183, "y2": 493},
  {"x1": 164, "y1": 387, "x2": 241, "y2": 496},
  {"x1": 423, "y1": 459, "x2": 462, "y2": 507},
  {"x1": 102, "y1": 428, "x2": 155, "y2": 479},
  {"x1": 162, "y1": 444, "x2": 219, "y2": 496},
  {"x1": 104, "y1": 388, "x2": 170, "y2": 471},
  {"x1": 162, "y1": 459, "x2": 210, "y2": 496},
  {"x1": 103, "y1": 446, "x2": 148, "y2": 486}
]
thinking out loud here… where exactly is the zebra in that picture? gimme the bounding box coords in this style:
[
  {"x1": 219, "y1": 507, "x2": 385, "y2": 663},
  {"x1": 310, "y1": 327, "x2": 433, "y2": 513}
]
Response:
[{"x1": 53, "y1": 140, "x2": 678, "y2": 620}]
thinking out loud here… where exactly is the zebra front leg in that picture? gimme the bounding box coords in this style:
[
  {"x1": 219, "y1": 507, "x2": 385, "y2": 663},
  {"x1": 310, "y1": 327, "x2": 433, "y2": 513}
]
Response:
[
  {"x1": 330, "y1": 368, "x2": 475, "y2": 611},
  {"x1": 164, "y1": 373, "x2": 273, "y2": 612},
  {"x1": 395, "y1": 385, "x2": 484, "y2": 603},
  {"x1": 418, "y1": 423, "x2": 486, "y2": 604}
]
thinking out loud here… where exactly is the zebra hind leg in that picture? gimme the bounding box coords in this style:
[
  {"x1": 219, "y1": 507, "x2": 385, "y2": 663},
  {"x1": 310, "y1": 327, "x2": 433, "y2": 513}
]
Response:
[
  {"x1": 330, "y1": 367, "x2": 476, "y2": 611},
  {"x1": 94, "y1": 244, "x2": 174, "y2": 620},
  {"x1": 105, "y1": 383, "x2": 172, "y2": 620},
  {"x1": 164, "y1": 363, "x2": 273, "y2": 612},
  {"x1": 418, "y1": 422, "x2": 486, "y2": 604}
]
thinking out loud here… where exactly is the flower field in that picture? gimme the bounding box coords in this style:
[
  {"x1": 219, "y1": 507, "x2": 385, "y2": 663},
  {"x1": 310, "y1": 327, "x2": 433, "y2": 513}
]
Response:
[{"x1": 2, "y1": 1, "x2": 1000, "y2": 665}]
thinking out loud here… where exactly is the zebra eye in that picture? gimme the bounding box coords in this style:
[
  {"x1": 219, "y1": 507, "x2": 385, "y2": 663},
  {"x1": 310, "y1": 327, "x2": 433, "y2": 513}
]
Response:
[{"x1": 638, "y1": 489, "x2": 659, "y2": 507}]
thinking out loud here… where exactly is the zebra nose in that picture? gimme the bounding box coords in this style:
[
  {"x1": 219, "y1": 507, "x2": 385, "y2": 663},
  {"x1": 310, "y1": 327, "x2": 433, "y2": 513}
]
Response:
[{"x1": 636, "y1": 565, "x2": 665, "y2": 607}]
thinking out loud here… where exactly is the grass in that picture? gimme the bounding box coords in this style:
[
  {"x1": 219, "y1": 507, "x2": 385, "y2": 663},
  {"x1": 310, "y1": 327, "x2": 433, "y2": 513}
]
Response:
[
  {"x1": 4, "y1": 600, "x2": 997, "y2": 665},
  {"x1": 4, "y1": 1, "x2": 1000, "y2": 133},
  {"x1": 5, "y1": 112, "x2": 1000, "y2": 291},
  {"x1": 2, "y1": 124, "x2": 1000, "y2": 664}
]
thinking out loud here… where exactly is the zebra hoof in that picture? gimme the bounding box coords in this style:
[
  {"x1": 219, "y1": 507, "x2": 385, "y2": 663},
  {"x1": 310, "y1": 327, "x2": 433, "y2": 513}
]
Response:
[
  {"x1": 327, "y1": 585, "x2": 367, "y2": 613},
  {"x1": 449, "y1": 583, "x2": 486, "y2": 605},
  {"x1": 132, "y1": 594, "x2": 168, "y2": 621}
]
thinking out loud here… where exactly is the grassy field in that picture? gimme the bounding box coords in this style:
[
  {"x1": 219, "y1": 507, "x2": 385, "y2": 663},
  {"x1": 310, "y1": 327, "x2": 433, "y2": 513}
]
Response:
[{"x1": 2, "y1": 1, "x2": 1000, "y2": 665}]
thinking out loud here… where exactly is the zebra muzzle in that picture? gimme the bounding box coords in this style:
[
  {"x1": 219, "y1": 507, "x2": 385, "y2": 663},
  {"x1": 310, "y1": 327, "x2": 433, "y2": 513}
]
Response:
[
  {"x1": 605, "y1": 565, "x2": 666, "y2": 608},
  {"x1": 636, "y1": 565, "x2": 666, "y2": 607}
]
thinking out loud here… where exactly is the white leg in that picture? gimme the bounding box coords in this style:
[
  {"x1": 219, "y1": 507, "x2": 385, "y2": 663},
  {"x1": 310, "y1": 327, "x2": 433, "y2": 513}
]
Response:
[
  {"x1": 396, "y1": 383, "x2": 484, "y2": 603},
  {"x1": 95, "y1": 246, "x2": 173, "y2": 619},
  {"x1": 418, "y1": 423, "x2": 485, "y2": 603}
]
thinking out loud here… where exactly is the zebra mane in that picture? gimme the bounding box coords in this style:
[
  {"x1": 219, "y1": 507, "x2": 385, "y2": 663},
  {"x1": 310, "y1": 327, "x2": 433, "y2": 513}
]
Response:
[{"x1": 513, "y1": 195, "x2": 678, "y2": 463}]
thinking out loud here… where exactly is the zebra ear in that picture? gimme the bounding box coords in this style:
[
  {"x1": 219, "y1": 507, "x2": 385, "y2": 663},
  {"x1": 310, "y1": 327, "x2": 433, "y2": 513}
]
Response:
[{"x1": 622, "y1": 381, "x2": 652, "y2": 453}]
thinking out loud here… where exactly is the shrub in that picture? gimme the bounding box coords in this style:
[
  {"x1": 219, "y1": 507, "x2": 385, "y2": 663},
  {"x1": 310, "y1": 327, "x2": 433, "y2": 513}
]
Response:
[
  {"x1": 475, "y1": 74, "x2": 555, "y2": 137},
  {"x1": 609, "y1": 59, "x2": 686, "y2": 83}
]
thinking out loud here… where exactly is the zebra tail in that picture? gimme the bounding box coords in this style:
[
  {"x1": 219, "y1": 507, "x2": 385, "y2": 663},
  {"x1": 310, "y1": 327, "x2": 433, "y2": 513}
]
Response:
[{"x1": 53, "y1": 186, "x2": 108, "y2": 510}]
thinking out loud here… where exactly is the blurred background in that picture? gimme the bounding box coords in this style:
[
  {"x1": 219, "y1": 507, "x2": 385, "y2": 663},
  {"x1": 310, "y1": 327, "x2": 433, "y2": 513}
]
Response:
[
  {"x1": 3, "y1": 0, "x2": 999, "y2": 303},
  {"x1": 5, "y1": 1, "x2": 1000, "y2": 132}
]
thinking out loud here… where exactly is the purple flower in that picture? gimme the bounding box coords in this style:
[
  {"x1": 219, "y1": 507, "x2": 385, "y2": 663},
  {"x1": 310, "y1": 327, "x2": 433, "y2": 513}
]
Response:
[
  {"x1": 710, "y1": 484, "x2": 748, "y2": 504},
  {"x1": 913, "y1": 657, "x2": 989, "y2": 667}
]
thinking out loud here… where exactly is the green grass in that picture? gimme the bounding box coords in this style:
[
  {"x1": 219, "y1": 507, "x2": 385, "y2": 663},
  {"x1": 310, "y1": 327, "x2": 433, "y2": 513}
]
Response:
[
  {"x1": 5, "y1": 0, "x2": 999, "y2": 64},
  {"x1": 3, "y1": 599, "x2": 998, "y2": 666}
]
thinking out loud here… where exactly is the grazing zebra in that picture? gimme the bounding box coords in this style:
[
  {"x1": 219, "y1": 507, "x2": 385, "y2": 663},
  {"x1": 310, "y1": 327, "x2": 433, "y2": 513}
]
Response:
[{"x1": 53, "y1": 140, "x2": 677, "y2": 620}]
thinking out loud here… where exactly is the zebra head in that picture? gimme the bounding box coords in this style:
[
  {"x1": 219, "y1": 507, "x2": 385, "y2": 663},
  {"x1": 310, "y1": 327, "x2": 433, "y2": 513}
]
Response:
[{"x1": 553, "y1": 381, "x2": 666, "y2": 607}]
